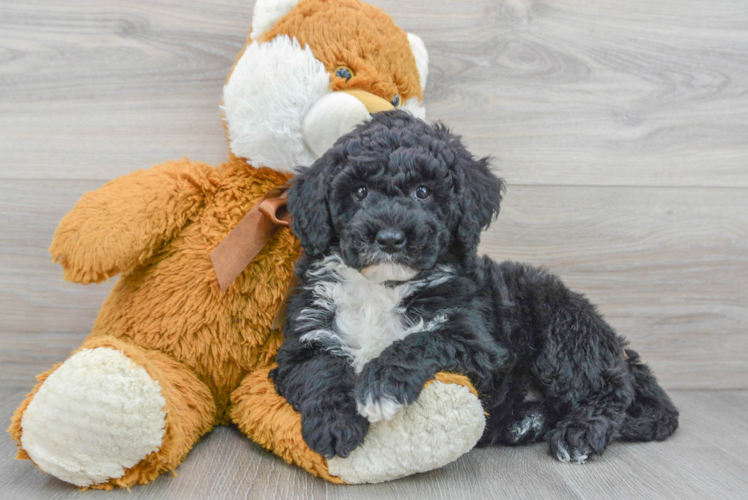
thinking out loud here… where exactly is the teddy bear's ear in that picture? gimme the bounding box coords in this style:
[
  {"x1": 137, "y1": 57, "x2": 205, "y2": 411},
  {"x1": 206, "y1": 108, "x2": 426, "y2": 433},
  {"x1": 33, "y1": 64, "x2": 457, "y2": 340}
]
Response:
[
  {"x1": 407, "y1": 33, "x2": 429, "y2": 92},
  {"x1": 250, "y1": 0, "x2": 301, "y2": 41}
]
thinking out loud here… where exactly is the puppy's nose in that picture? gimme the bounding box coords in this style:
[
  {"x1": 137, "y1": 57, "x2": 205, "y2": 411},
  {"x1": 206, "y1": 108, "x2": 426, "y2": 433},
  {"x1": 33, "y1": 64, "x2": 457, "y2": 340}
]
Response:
[{"x1": 376, "y1": 229, "x2": 406, "y2": 253}]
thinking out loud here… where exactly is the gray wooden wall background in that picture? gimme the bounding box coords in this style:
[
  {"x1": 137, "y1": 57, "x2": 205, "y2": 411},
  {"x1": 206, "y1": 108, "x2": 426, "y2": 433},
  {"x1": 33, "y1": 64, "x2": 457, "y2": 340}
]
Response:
[{"x1": 1, "y1": 0, "x2": 747, "y2": 395}]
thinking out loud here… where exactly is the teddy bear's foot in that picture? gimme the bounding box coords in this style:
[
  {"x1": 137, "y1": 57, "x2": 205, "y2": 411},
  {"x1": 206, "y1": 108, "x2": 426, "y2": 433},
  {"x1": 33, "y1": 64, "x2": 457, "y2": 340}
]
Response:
[
  {"x1": 9, "y1": 337, "x2": 216, "y2": 489},
  {"x1": 326, "y1": 373, "x2": 485, "y2": 484},
  {"x1": 231, "y1": 369, "x2": 483, "y2": 484},
  {"x1": 18, "y1": 347, "x2": 166, "y2": 487}
]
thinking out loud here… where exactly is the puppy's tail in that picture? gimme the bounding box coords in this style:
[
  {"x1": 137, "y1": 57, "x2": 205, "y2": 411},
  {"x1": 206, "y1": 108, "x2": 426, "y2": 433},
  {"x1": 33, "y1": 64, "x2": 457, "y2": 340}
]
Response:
[{"x1": 619, "y1": 349, "x2": 679, "y2": 442}]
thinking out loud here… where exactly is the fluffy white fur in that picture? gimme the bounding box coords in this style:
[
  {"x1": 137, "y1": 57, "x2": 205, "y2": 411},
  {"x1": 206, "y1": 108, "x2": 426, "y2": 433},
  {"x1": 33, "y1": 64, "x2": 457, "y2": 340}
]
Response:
[
  {"x1": 360, "y1": 262, "x2": 419, "y2": 283},
  {"x1": 222, "y1": 35, "x2": 331, "y2": 171},
  {"x1": 407, "y1": 33, "x2": 429, "y2": 92},
  {"x1": 301, "y1": 91, "x2": 372, "y2": 159},
  {"x1": 228, "y1": 4, "x2": 430, "y2": 169},
  {"x1": 401, "y1": 96, "x2": 427, "y2": 120},
  {"x1": 524, "y1": 386, "x2": 542, "y2": 402},
  {"x1": 327, "y1": 380, "x2": 486, "y2": 483},
  {"x1": 553, "y1": 439, "x2": 588, "y2": 463},
  {"x1": 20, "y1": 348, "x2": 166, "y2": 487},
  {"x1": 250, "y1": 0, "x2": 300, "y2": 41},
  {"x1": 356, "y1": 394, "x2": 404, "y2": 423},
  {"x1": 509, "y1": 411, "x2": 545, "y2": 443},
  {"x1": 299, "y1": 255, "x2": 452, "y2": 375}
]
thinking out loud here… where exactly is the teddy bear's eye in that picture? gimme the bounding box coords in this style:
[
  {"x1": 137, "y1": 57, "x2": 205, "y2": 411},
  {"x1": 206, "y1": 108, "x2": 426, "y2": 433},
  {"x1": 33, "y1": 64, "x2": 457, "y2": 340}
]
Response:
[
  {"x1": 353, "y1": 186, "x2": 368, "y2": 201},
  {"x1": 335, "y1": 66, "x2": 353, "y2": 82},
  {"x1": 391, "y1": 95, "x2": 401, "y2": 107}
]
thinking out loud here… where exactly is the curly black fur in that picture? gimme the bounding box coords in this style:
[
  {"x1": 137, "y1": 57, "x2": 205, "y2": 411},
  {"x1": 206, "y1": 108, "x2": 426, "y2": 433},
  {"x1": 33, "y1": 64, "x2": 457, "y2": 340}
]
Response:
[{"x1": 270, "y1": 110, "x2": 678, "y2": 462}]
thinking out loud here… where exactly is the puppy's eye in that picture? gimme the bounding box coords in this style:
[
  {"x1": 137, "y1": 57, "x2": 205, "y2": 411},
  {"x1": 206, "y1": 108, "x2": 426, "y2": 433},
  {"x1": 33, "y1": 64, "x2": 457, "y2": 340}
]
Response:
[
  {"x1": 414, "y1": 185, "x2": 431, "y2": 200},
  {"x1": 353, "y1": 186, "x2": 368, "y2": 201},
  {"x1": 335, "y1": 66, "x2": 354, "y2": 82},
  {"x1": 391, "y1": 94, "x2": 401, "y2": 107}
]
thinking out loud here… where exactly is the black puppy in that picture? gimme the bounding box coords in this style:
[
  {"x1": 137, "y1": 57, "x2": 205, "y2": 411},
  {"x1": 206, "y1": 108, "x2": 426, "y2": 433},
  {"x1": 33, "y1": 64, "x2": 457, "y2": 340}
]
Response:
[{"x1": 271, "y1": 110, "x2": 678, "y2": 463}]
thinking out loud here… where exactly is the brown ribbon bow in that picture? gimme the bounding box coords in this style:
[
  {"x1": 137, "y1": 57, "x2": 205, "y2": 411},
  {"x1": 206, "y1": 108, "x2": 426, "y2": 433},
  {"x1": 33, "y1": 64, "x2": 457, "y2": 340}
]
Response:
[
  {"x1": 210, "y1": 185, "x2": 296, "y2": 315},
  {"x1": 210, "y1": 184, "x2": 298, "y2": 329}
]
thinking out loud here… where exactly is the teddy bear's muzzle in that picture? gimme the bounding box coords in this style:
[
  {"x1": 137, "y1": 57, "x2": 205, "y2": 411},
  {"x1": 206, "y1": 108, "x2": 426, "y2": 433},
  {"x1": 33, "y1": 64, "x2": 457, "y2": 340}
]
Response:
[{"x1": 301, "y1": 90, "x2": 394, "y2": 159}]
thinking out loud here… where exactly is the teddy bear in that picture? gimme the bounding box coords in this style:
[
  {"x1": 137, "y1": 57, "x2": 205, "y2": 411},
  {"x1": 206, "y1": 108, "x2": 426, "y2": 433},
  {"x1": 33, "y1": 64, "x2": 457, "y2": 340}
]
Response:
[{"x1": 8, "y1": 0, "x2": 487, "y2": 489}]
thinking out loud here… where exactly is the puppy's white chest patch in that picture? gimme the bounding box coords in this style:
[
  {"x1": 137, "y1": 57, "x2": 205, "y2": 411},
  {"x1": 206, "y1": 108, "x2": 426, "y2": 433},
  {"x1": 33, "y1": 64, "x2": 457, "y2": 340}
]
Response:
[
  {"x1": 331, "y1": 273, "x2": 414, "y2": 373},
  {"x1": 300, "y1": 257, "x2": 451, "y2": 373}
]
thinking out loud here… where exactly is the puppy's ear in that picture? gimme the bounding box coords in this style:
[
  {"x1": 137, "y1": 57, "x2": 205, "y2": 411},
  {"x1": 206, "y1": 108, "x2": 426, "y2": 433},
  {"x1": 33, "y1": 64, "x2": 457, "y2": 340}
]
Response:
[
  {"x1": 454, "y1": 154, "x2": 505, "y2": 255},
  {"x1": 287, "y1": 160, "x2": 335, "y2": 256}
]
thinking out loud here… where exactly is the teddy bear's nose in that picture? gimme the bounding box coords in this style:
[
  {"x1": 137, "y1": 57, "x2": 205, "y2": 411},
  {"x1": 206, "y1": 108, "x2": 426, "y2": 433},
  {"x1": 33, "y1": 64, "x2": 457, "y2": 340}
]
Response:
[
  {"x1": 376, "y1": 229, "x2": 406, "y2": 253},
  {"x1": 301, "y1": 91, "x2": 395, "y2": 159}
]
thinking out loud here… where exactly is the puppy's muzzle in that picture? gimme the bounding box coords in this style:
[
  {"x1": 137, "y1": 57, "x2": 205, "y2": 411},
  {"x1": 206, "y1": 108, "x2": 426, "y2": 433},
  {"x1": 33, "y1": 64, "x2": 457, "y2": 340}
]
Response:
[{"x1": 375, "y1": 228, "x2": 406, "y2": 254}]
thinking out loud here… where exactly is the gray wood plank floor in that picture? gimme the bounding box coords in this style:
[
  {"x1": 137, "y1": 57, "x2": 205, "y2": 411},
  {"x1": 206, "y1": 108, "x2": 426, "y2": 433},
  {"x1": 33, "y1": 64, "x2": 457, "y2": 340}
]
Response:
[{"x1": 2, "y1": 388, "x2": 747, "y2": 500}]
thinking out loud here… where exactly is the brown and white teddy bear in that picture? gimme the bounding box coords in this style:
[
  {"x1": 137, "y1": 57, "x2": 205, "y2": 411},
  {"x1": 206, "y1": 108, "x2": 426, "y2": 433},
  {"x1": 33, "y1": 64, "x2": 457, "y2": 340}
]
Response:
[{"x1": 9, "y1": 0, "x2": 486, "y2": 489}]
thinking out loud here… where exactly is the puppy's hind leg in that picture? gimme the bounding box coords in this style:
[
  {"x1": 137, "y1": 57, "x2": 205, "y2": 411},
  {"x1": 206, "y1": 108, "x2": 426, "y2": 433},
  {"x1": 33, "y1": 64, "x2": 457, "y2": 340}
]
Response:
[
  {"x1": 549, "y1": 390, "x2": 631, "y2": 463},
  {"x1": 529, "y1": 302, "x2": 636, "y2": 463},
  {"x1": 539, "y1": 359, "x2": 634, "y2": 463}
]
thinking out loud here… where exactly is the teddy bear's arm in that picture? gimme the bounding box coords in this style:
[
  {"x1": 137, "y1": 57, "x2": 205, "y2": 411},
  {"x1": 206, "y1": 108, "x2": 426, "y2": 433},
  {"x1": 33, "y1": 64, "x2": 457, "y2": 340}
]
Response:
[{"x1": 49, "y1": 159, "x2": 216, "y2": 284}]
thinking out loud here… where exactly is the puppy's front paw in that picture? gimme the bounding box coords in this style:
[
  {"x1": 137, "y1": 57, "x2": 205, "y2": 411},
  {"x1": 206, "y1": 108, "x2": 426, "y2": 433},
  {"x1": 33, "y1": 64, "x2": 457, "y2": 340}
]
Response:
[
  {"x1": 355, "y1": 360, "x2": 430, "y2": 423},
  {"x1": 356, "y1": 393, "x2": 404, "y2": 423},
  {"x1": 301, "y1": 405, "x2": 369, "y2": 459}
]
